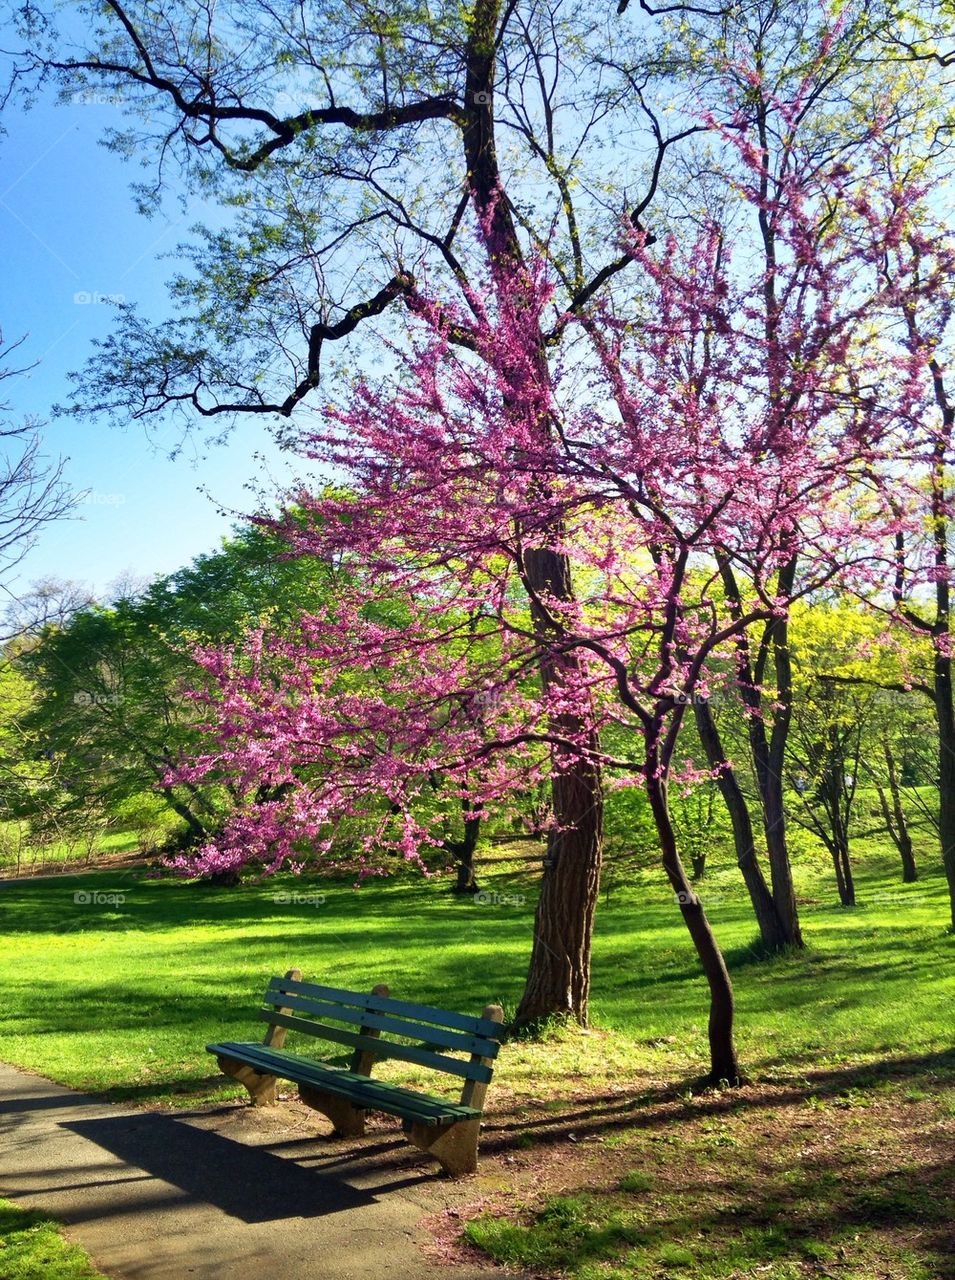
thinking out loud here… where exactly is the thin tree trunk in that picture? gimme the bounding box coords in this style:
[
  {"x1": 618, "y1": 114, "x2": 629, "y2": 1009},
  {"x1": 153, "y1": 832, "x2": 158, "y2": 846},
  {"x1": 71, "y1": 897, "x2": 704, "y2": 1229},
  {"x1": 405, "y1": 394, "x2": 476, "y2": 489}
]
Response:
[
  {"x1": 645, "y1": 760, "x2": 740, "y2": 1085},
  {"x1": 718, "y1": 559, "x2": 803, "y2": 947},
  {"x1": 830, "y1": 838, "x2": 855, "y2": 907},
  {"x1": 935, "y1": 650, "x2": 955, "y2": 927},
  {"x1": 840, "y1": 844, "x2": 855, "y2": 906},
  {"x1": 894, "y1": 333, "x2": 955, "y2": 926},
  {"x1": 761, "y1": 573, "x2": 804, "y2": 945},
  {"x1": 694, "y1": 700, "x2": 789, "y2": 950},
  {"x1": 873, "y1": 742, "x2": 918, "y2": 883}
]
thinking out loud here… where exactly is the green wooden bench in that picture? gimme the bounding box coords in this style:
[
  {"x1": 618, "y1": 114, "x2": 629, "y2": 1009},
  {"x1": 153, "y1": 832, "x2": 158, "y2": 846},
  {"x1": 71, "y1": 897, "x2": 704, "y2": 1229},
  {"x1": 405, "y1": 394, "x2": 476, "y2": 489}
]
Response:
[{"x1": 207, "y1": 969, "x2": 505, "y2": 1176}]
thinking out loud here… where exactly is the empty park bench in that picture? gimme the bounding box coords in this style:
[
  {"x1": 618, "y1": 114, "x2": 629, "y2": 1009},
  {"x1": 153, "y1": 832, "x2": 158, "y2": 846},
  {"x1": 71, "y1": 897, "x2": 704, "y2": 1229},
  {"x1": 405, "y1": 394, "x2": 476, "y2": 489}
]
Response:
[{"x1": 207, "y1": 970, "x2": 505, "y2": 1176}]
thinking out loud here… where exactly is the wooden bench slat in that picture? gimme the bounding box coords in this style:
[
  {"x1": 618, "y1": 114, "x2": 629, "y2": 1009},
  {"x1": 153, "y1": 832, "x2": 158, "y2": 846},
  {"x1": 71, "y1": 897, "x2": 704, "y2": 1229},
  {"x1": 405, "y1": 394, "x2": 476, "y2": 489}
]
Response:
[
  {"x1": 261, "y1": 991, "x2": 501, "y2": 1058},
  {"x1": 255, "y1": 1011, "x2": 494, "y2": 1083},
  {"x1": 212, "y1": 1041, "x2": 469, "y2": 1120},
  {"x1": 208, "y1": 1042, "x2": 481, "y2": 1125},
  {"x1": 266, "y1": 977, "x2": 506, "y2": 1040}
]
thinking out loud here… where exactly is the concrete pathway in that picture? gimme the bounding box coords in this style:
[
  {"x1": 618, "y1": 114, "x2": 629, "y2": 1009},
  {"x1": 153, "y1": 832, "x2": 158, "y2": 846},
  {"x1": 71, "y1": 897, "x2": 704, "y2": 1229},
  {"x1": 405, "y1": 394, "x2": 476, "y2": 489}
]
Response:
[{"x1": 0, "y1": 1062, "x2": 508, "y2": 1280}]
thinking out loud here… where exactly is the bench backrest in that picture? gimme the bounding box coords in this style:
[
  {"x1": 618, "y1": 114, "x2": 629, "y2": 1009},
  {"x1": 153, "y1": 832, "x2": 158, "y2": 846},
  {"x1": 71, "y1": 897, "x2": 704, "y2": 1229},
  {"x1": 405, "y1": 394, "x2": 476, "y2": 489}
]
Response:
[{"x1": 259, "y1": 974, "x2": 505, "y2": 1092}]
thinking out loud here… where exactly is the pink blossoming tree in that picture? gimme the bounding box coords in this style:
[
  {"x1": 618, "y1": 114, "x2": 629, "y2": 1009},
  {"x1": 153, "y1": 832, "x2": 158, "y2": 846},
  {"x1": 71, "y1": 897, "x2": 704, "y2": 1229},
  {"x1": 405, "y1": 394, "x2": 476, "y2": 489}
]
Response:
[{"x1": 169, "y1": 65, "x2": 944, "y2": 1080}]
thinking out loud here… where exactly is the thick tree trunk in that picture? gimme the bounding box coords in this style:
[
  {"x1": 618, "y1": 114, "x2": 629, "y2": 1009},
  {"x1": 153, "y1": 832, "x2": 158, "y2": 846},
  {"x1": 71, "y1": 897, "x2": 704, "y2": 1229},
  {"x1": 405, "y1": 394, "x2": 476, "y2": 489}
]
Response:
[
  {"x1": 694, "y1": 700, "x2": 789, "y2": 950},
  {"x1": 515, "y1": 757, "x2": 603, "y2": 1024},
  {"x1": 461, "y1": 10, "x2": 604, "y2": 1023},
  {"x1": 514, "y1": 547, "x2": 603, "y2": 1026},
  {"x1": 161, "y1": 788, "x2": 206, "y2": 840},
  {"x1": 645, "y1": 762, "x2": 740, "y2": 1085},
  {"x1": 450, "y1": 809, "x2": 482, "y2": 894}
]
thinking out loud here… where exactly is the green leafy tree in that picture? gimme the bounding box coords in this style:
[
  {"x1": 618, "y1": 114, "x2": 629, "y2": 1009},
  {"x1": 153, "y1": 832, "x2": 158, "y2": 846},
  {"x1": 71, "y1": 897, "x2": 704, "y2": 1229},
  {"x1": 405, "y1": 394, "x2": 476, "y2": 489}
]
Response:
[{"x1": 14, "y1": 525, "x2": 339, "y2": 845}]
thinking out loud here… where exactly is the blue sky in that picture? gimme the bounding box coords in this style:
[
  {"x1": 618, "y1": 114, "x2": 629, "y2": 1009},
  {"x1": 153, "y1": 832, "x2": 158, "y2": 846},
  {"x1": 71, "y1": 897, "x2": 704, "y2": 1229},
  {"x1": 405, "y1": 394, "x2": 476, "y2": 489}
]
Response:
[{"x1": 1, "y1": 88, "x2": 298, "y2": 604}]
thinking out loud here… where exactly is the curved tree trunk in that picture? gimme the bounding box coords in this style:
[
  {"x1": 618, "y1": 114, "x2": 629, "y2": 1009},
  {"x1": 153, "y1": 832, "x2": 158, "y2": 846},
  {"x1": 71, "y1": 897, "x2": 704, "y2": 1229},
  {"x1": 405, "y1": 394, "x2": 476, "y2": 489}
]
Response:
[
  {"x1": 935, "y1": 651, "x2": 955, "y2": 928},
  {"x1": 645, "y1": 761, "x2": 740, "y2": 1085},
  {"x1": 718, "y1": 560, "x2": 803, "y2": 947},
  {"x1": 873, "y1": 743, "x2": 918, "y2": 883},
  {"x1": 694, "y1": 700, "x2": 789, "y2": 950},
  {"x1": 160, "y1": 788, "x2": 207, "y2": 841}
]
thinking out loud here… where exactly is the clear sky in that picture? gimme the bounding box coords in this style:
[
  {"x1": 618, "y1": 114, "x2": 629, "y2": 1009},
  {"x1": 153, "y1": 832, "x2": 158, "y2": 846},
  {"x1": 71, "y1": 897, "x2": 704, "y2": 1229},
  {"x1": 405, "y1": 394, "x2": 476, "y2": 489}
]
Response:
[{"x1": 1, "y1": 87, "x2": 299, "y2": 606}]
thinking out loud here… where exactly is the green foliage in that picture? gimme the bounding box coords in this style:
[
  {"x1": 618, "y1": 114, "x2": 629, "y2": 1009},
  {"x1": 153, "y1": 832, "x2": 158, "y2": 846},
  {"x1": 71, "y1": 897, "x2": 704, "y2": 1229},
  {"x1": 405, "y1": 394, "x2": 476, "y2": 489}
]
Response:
[
  {"x1": 6, "y1": 523, "x2": 339, "y2": 850},
  {"x1": 601, "y1": 785, "x2": 658, "y2": 898}
]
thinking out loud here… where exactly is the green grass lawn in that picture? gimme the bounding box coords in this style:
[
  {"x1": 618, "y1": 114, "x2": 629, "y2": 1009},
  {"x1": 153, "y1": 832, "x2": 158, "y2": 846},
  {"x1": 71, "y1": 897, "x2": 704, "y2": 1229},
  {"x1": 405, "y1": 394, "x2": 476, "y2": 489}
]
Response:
[
  {"x1": 0, "y1": 848, "x2": 950, "y2": 1100},
  {"x1": 0, "y1": 1200, "x2": 105, "y2": 1279},
  {"x1": 1, "y1": 846, "x2": 952, "y2": 1278}
]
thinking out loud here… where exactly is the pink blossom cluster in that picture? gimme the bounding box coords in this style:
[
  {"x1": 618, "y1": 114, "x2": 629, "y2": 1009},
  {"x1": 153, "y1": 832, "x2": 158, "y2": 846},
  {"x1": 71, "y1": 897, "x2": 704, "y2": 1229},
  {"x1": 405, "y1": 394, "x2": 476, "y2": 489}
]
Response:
[{"x1": 167, "y1": 56, "x2": 951, "y2": 881}]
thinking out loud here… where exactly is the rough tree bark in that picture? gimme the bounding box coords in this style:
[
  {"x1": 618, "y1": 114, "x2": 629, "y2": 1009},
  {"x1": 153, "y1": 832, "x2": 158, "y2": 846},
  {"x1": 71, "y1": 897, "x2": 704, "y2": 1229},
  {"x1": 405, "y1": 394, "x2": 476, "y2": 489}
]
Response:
[{"x1": 462, "y1": 0, "x2": 604, "y2": 1025}]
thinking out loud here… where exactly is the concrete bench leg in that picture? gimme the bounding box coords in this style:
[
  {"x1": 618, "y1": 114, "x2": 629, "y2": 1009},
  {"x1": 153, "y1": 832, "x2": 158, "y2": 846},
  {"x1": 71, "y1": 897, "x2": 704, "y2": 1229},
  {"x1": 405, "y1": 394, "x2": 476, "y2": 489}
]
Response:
[
  {"x1": 298, "y1": 1084, "x2": 367, "y2": 1137},
  {"x1": 403, "y1": 1118, "x2": 480, "y2": 1177},
  {"x1": 215, "y1": 1054, "x2": 278, "y2": 1106}
]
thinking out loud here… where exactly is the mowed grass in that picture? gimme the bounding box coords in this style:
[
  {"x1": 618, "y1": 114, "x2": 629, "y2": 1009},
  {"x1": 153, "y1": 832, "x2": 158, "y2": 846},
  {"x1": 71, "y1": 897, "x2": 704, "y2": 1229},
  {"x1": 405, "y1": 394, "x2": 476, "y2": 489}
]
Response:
[
  {"x1": 0, "y1": 850, "x2": 951, "y2": 1101},
  {"x1": 1, "y1": 846, "x2": 953, "y2": 1278},
  {"x1": 0, "y1": 1200, "x2": 105, "y2": 1279}
]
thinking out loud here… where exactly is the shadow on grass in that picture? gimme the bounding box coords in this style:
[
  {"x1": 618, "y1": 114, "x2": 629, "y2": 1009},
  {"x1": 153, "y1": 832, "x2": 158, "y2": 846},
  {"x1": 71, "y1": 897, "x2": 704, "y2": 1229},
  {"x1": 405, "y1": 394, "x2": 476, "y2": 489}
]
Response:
[
  {"x1": 467, "y1": 1147, "x2": 955, "y2": 1277},
  {"x1": 479, "y1": 1047, "x2": 955, "y2": 1152}
]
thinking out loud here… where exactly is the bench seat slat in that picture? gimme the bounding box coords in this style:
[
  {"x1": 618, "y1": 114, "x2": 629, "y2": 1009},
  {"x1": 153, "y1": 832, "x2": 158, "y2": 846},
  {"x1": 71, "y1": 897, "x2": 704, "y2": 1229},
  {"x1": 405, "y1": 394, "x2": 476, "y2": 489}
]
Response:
[
  {"x1": 261, "y1": 991, "x2": 500, "y2": 1058},
  {"x1": 266, "y1": 977, "x2": 506, "y2": 1040},
  {"x1": 254, "y1": 1011, "x2": 493, "y2": 1083},
  {"x1": 208, "y1": 1042, "x2": 482, "y2": 1125}
]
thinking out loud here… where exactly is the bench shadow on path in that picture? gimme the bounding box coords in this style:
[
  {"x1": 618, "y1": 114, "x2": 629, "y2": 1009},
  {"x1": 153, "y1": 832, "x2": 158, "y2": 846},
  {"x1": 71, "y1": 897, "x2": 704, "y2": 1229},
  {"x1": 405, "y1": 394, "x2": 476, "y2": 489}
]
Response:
[{"x1": 63, "y1": 1112, "x2": 432, "y2": 1223}]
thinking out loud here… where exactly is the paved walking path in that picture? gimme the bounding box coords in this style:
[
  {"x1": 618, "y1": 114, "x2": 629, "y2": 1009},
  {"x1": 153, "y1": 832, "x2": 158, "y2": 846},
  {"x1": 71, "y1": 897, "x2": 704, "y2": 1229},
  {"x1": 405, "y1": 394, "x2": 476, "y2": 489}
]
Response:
[{"x1": 0, "y1": 1061, "x2": 507, "y2": 1280}]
